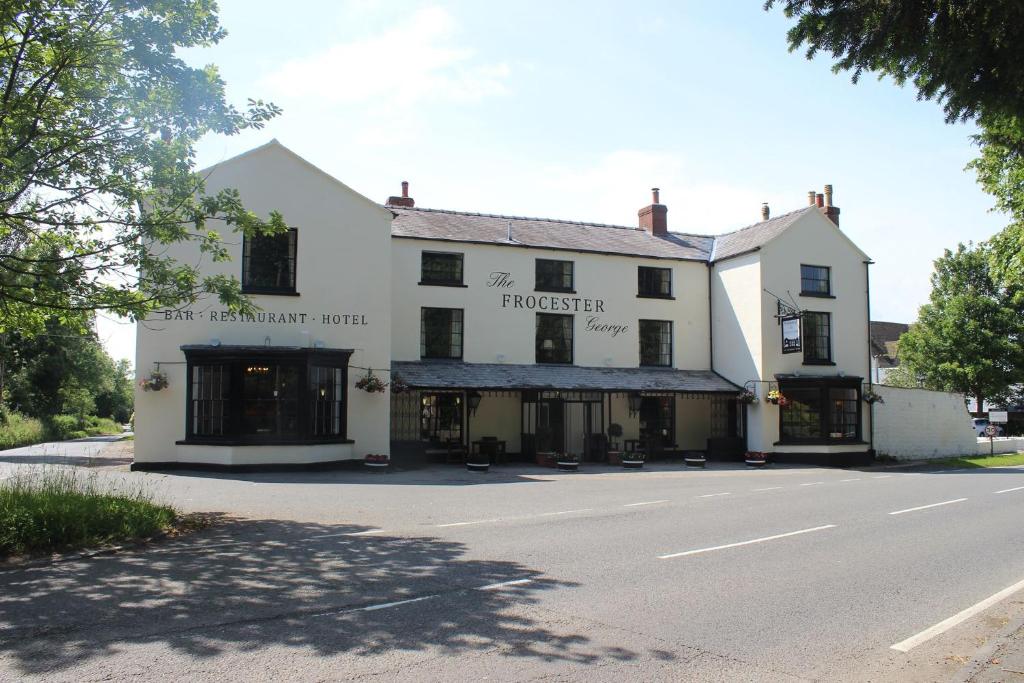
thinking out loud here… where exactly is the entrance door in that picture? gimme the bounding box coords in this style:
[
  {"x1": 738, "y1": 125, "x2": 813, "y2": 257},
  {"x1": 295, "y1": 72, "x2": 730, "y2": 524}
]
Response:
[{"x1": 640, "y1": 396, "x2": 675, "y2": 457}]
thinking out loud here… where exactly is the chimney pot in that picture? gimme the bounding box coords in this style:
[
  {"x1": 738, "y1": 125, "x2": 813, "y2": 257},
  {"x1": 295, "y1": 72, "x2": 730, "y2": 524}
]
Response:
[
  {"x1": 761, "y1": 203, "x2": 770, "y2": 221},
  {"x1": 401, "y1": 181, "x2": 409, "y2": 198},
  {"x1": 808, "y1": 191, "x2": 816, "y2": 206},
  {"x1": 823, "y1": 184, "x2": 833, "y2": 207},
  {"x1": 385, "y1": 180, "x2": 415, "y2": 208},
  {"x1": 815, "y1": 193, "x2": 824, "y2": 208},
  {"x1": 652, "y1": 187, "x2": 660, "y2": 204},
  {"x1": 639, "y1": 188, "x2": 668, "y2": 236}
]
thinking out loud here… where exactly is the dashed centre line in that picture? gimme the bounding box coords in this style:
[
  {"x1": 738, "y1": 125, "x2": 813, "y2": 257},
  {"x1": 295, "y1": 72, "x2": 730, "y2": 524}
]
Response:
[
  {"x1": 840, "y1": 478, "x2": 862, "y2": 482},
  {"x1": 697, "y1": 492, "x2": 731, "y2": 498},
  {"x1": 437, "y1": 519, "x2": 502, "y2": 528},
  {"x1": 995, "y1": 486, "x2": 1024, "y2": 494},
  {"x1": 889, "y1": 498, "x2": 967, "y2": 516},
  {"x1": 873, "y1": 475, "x2": 893, "y2": 479},
  {"x1": 658, "y1": 524, "x2": 837, "y2": 559},
  {"x1": 800, "y1": 482, "x2": 825, "y2": 487},
  {"x1": 623, "y1": 500, "x2": 669, "y2": 507},
  {"x1": 753, "y1": 486, "x2": 783, "y2": 492},
  {"x1": 538, "y1": 508, "x2": 593, "y2": 516}
]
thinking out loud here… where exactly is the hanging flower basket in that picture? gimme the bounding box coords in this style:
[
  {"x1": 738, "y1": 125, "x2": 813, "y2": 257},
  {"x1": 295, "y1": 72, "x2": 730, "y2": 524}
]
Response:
[
  {"x1": 139, "y1": 370, "x2": 168, "y2": 392},
  {"x1": 766, "y1": 390, "x2": 782, "y2": 405},
  {"x1": 738, "y1": 389, "x2": 758, "y2": 405},
  {"x1": 355, "y1": 370, "x2": 387, "y2": 393},
  {"x1": 862, "y1": 389, "x2": 885, "y2": 405},
  {"x1": 390, "y1": 373, "x2": 410, "y2": 394}
]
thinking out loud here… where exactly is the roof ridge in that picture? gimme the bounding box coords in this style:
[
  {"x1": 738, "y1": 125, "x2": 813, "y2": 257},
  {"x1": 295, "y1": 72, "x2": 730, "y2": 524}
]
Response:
[{"x1": 714, "y1": 206, "x2": 814, "y2": 239}]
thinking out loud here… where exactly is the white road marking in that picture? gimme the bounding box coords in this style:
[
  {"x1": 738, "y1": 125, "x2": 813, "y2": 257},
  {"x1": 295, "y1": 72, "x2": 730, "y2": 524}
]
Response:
[
  {"x1": 753, "y1": 487, "x2": 783, "y2": 492},
  {"x1": 891, "y1": 576, "x2": 1024, "y2": 652},
  {"x1": 437, "y1": 519, "x2": 502, "y2": 527},
  {"x1": 697, "y1": 492, "x2": 731, "y2": 498},
  {"x1": 658, "y1": 525, "x2": 837, "y2": 559},
  {"x1": 345, "y1": 529, "x2": 388, "y2": 536},
  {"x1": 889, "y1": 498, "x2": 968, "y2": 516},
  {"x1": 538, "y1": 508, "x2": 593, "y2": 516},
  {"x1": 478, "y1": 579, "x2": 533, "y2": 591},
  {"x1": 624, "y1": 500, "x2": 669, "y2": 507},
  {"x1": 800, "y1": 482, "x2": 825, "y2": 487},
  {"x1": 839, "y1": 478, "x2": 862, "y2": 482},
  {"x1": 873, "y1": 475, "x2": 892, "y2": 479},
  {"x1": 995, "y1": 486, "x2": 1024, "y2": 494},
  {"x1": 361, "y1": 595, "x2": 437, "y2": 612},
  {"x1": 902, "y1": 472, "x2": 923, "y2": 476}
]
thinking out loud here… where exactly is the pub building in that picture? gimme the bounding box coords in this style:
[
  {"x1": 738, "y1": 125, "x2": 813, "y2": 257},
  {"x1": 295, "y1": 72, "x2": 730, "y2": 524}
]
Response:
[{"x1": 133, "y1": 141, "x2": 873, "y2": 471}]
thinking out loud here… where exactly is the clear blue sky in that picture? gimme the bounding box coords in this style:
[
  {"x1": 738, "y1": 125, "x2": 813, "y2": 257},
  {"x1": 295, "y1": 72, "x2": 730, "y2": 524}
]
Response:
[{"x1": 99, "y1": 0, "x2": 1009, "y2": 362}]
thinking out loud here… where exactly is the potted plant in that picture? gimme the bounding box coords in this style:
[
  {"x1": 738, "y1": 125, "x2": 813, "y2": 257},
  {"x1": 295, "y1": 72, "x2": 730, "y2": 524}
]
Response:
[
  {"x1": 467, "y1": 450, "x2": 490, "y2": 472},
  {"x1": 622, "y1": 451, "x2": 646, "y2": 469},
  {"x1": 738, "y1": 389, "x2": 758, "y2": 405},
  {"x1": 364, "y1": 453, "x2": 390, "y2": 470},
  {"x1": 390, "y1": 373, "x2": 410, "y2": 394},
  {"x1": 684, "y1": 451, "x2": 707, "y2": 468},
  {"x1": 766, "y1": 390, "x2": 782, "y2": 405},
  {"x1": 535, "y1": 451, "x2": 557, "y2": 468},
  {"x1": 139, "y1": 369, "x2": 168, "y2": 392},
  {"x1": 862, "y1": 388, "x2": 884, "y2": 405},
  {"x1": 355, "y1": 370, "x2": 387, "y2": 393},
  {"x1": 556, "y1": 453, "x2": 580, "y2": 471},
  {"x1": 745, "y1": 451, "x2": 768, "y2": 467}
]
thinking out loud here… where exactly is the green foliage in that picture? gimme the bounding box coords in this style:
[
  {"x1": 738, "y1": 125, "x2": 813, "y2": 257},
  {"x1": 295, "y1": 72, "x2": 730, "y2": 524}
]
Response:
[
  {"x1": 0, "y1": 410, "x2": 45, "y2": 449},
  {"x1": 880, "y1": 363, "x2": 921, "y2": 389},
  {"x1": 896, "y1": 244, "x2": 1023, "y2": 409},
  {"x1": 0, "y1": 1, "x2": 284, "y2": 332},
  {"x1": 46, "y1": 414, "x2": 81, "y2": 441},
  {"x1": 0, "y1": 469, "x2": 176, "y2": 557}
]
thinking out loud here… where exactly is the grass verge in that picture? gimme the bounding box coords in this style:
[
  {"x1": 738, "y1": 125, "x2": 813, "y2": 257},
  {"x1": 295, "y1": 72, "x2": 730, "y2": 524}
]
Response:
[
  {"x1": 933, "y1": 452, "x2": 1024, "y2": 469},
  {"x1": 0, "y1": 468, "x2": 177, "y2": 558}
]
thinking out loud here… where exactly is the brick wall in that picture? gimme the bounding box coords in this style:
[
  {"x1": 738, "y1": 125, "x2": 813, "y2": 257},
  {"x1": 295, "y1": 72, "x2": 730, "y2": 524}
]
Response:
[{"x1": 873, "y1": 386, "x2": 977, "y2": 460}]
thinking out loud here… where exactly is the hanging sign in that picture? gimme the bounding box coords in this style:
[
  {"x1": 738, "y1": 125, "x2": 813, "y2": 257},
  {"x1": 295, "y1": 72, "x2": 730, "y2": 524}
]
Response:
[{"x1": 781, "y1": 315, "x2": 802, "y2": 354}]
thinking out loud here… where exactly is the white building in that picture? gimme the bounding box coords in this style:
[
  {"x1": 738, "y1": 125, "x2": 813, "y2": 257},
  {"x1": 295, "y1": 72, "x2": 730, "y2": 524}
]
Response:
[{"x1": 134, "y1": 141, "x2": 875, "y2": 470}]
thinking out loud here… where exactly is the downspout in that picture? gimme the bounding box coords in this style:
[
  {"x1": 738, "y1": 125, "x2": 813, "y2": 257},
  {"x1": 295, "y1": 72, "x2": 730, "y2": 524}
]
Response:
[
  {"x1": 707, "y1": 262, "x2": 714, "y2": 372},
  {"x1": 864, "y1": 260, "x2": 875, "y2": 455}
]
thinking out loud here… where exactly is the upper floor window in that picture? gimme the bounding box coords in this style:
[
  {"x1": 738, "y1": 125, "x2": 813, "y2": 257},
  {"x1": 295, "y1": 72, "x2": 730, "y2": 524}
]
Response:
[
  {"x1": 800, "y1": 264, "x2": 831, "y2": 297},
  {"x1": 802, "y1": 311, "x2": 832, "y2": 364},
  {"x1": 420, "y1": 307, "x2": 463, "y2": 359},
  {"x1": 536, "y1": 313, "x2": 573, "y2": 364},
  {"x1": 421, "y1": 251, "x2": 464, "y2": 286},
  {"x1": 242, "y1": 228, "x2": 297, "y2": 294},
  {"x1": 639, "y1": 319, "x2": 672, "y2": 367},
  {"x1": 638, "y1": 266, "x2": 672, "y2": 298},
  {"x1": 535, "y1": 259, "x2": 574, "y2": 292}
]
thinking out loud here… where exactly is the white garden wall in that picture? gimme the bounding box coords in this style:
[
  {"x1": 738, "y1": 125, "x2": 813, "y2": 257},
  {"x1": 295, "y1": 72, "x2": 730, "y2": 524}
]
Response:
[
  {"x1": 873, "y1": 385, "x2": 976, "y2": 460},
  {"x1": 975, "y1": 437, "x2": 1024, "y2": 456}
]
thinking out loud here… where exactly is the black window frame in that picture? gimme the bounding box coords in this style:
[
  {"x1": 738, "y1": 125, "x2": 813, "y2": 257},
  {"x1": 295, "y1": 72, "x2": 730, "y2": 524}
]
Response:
[
  {"x1": 535, "y1": 258, "x2": 575, "y2": 293},
  {"x1": 420, "y1": 307, "x2": 464, "y2": 360},
  {"x1": 802, "y1": 311, "x2": 833, "y2": 365},
  {"x1": 800, "y1": 264, "x2": 832, "y2": 298},
  {"x1": 420, "y1": 251, "x2": 465, "y2": 287},
  {"x1": 535, "y1": 313, "x2": 574, "y2": 364},
  {"x1": 639, "y1": 319, "x2": 673, "y2": 367},
  {"x1": 637, "y1": 266, "x2": 673, "y2": 299},
  {"x1": 241, "y1": 228, "x2": 298, "y2": 295},
  {"x1": 776, "y1": 378, "x2": 862, "y2": 445},
  {"x1": 181, "y1": 346, "x2": 352, "y2": 446}
]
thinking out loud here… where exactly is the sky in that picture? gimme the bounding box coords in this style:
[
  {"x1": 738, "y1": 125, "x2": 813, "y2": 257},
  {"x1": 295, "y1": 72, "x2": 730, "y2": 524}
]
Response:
[{"x1": 97, "y1": 0, "x2": 1011, "y2": 363}]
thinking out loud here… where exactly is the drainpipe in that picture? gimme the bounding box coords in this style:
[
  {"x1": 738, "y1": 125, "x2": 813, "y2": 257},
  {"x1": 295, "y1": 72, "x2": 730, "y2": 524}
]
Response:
[
  {"x1": 864, "y1": 260, "x2": 875, "y2": 455},
  {"x1": 707, "y1": 262, "x2": 714, "y2": 372}
]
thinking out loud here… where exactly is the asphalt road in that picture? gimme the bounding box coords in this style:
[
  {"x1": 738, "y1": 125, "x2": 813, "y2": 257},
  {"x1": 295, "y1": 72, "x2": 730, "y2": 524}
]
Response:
[
  {"x1": 2, "y1": 461, "x2": 1024, "y2": 681},
  {"x1": 0, "y1": 434, "x2": 131, "y2": 467}
]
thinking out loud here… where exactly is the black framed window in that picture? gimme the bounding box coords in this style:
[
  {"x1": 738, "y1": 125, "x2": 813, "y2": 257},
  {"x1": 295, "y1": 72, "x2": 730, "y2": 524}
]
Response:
[
  {"x1": 638, "y1": 266, "x2": 672, "y2": 298},
  {"x1": 420, "y1": 393, "x2": 463, "y2": 443},
  {"x1": 536, "y1": 313, "x2": 573, "y2": 364},
  {"x1": 639, "y1": 319, "x2": 672, "y2": 367},
  {"x1": 778, "y1": 379, "x2": 861, "y2": 443},
  {"x1": 420, "y1": 252, "x2": 464, "y2": 286},
  {"x1": 800, "y1": 265, "x2": 831, "y2": 296},
  {"x1": 242, "y1": 229, "x2": 297, "y2": 294},
  {"x1": 535, "y1": 259, "x2": 574, "y2": 292},
  {"x1": 183, "y1": 347, "x2": 351, "y2": 445},
  {"x1": 421, "y1": 308, "x2": 463, "y2": 359},
  {"x1": 802, "y1": 311, "x2": 832, "y2": 364}
]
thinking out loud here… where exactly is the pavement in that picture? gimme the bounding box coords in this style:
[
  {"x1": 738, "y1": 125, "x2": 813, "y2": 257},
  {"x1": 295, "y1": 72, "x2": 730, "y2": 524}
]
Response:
[{"x1": 2, "y1": 457, "x2": 1024, "y2": 680}]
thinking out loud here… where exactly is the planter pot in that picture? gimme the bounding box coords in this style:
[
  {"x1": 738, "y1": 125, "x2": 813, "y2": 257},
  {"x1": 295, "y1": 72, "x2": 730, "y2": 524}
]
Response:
[
  {"x1": 684, "y1": 456, "x2": 706, "y2": 468},
  {"x1": 535, "y1": 452, "x2": 557, "y2": 468},
  {"x1": 607, "y1": 451, "x2": 623, "y2": 466},
  {"x1": 622, "y1": 459, "x2": 644, "y2": 469},
  {"x1": 466, "y1": 461, "x2": 490, "y2": 472},
  {"x1": 745, "y1": 457, "x2": 767, "y2": 467},
  {"x1": 557, "y1": 460, "x2": 579, "y2": 471},
  {"x1": 364, "y1": 461, "x2": 389, "y2": 469}
]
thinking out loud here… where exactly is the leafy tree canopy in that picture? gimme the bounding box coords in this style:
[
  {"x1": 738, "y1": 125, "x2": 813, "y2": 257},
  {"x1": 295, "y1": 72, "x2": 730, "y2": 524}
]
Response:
[{"x1": 1, "y1": 0, "x2": 284, "y2": 335}]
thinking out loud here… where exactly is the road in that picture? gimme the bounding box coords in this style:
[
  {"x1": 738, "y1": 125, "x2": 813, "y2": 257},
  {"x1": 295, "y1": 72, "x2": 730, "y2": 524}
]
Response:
[
  {"x1": 0, "y1": 434, "x2": 132, "y2": 468},
  {"x1": 2, "y1": 461, "x2": 1024, "y2": 681}
]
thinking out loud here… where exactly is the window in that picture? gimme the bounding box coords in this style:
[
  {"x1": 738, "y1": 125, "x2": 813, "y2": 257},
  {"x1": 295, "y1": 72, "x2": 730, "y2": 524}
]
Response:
[
  {"x1": 420, "y1": 252, "x2": 464, "y2": 286},
  {"x1": 639, "y1": 320, "x2": 672, "y2": 366},
  {"x1": 536, "y1": 313, "x2": 573, "y2": 364},
  {"x1": 421, "y1": 308, "x2": 463, "y2": 359},
  {"x1": 420, "y1": 394, "x2": 463, "y2": 443},
  {"x1": 242, "y1": 228, "x2": 297, "y2": 294},
  {"x1": 802, "y1": 311, "x2": 832, "y2": 364},
  {"x1": 535, "y1": 259, "x2": 574, "y2": 292},
  {"x1": 778, "y1": 379, "x2": 861, "y2": 443},
  {"x1": 183, "y1": 347, "x2": 350, "y2": 444},
  {"x1": 638, "y1": 266, "x2": 672, "y2": 298},
  {"x1": 800, "y1": 265, "x2": 831, "y2": 296}
]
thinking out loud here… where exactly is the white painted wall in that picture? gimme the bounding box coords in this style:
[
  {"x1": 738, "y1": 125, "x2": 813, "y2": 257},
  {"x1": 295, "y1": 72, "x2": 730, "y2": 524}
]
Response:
[
  {"x1": 134, "y1": 141, "x2": 393, "y2": 466},
  {"x1": 975, "y1": 438, "x2": 1024, "y2": 456},
  {"x1": 873, "y1": 386, "x2": 976, "y2": 460}
]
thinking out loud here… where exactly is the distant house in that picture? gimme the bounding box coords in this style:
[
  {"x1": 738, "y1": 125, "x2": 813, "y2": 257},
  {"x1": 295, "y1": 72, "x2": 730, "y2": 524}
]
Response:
[{"x1": 870, "y1": 321, "x2": 909, "y2": 384}]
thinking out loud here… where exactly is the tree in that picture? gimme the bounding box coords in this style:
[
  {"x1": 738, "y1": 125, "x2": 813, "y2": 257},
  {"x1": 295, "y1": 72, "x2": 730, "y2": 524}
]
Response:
[
  {"x1": 896, "y1": 244, "x2": 1022, "y2": 412},
  {"x1": 1, "y1": 0, "x2": 285, "y2": 335}
]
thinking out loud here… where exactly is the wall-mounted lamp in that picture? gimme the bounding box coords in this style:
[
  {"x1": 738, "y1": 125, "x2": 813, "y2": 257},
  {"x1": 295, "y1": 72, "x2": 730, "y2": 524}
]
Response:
[
  {"x1": 467, "y1": 391, "x2": 483, "y2": 416},
  {"x1": 628, "y1": 392, "x2": 643, "y2": 415}
]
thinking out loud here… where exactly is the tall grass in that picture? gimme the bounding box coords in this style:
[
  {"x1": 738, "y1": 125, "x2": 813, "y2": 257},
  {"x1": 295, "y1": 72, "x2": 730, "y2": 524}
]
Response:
[
  {"x1": 0, "y1": 412, "x2": 47, "y2": 450},
  {"x1": 0, "y1": 469, "x2": 176, "y2": 557}
]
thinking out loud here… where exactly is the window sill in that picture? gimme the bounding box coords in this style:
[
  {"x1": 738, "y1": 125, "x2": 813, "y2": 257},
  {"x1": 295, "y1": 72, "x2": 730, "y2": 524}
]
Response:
[
  {"x1": 418, "y1": 281, "x2": 468, "y2": 288},
  {"x1": 420, "y1": 356, "x2": 464, "y2": 361},
  {"x1": 802, "y1": 360, "x2": 836, "y2": 366},
  {"x1": 242, "y1": 289, "x2": 300, "y2": 296},
  {"x1": 535, "y1": 287, "x2": 576, "y2": 294},
  {"x1": 637, "y1": 294, "x2": 675, "y2": 300},
  {"x1": 640, "y1": 363, "x2": 673, "y2": 368},
  {"x1": 799, "y1": 292, "x2": 836, "y2": 299},
  {"x1": 535, "y1": 360, "x2": 574, "y2": 365},
  {"x1": 774, "y1": 440, "x2": 867, "y2": 446},
  {"x1": 177, "y1": 438, "x2": 355, "y2": 447}
]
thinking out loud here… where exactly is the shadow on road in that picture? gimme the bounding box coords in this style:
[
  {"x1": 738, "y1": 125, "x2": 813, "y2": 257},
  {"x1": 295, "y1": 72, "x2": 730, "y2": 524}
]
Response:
[{"x1": 0, "y1": 519, "x2": 643, "y2": 676}]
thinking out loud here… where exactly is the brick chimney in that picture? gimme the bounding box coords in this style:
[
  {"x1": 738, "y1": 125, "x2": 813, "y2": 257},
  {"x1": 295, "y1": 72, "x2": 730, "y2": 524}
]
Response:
[
  {"x1": 820, "y1": 184, "x2": 840, "y2": 226},
  {"x1": 638, "y1": 187, "x2": 668, "y2": 236},
  {"x1": 761, "y1": 203, "x2": 770, "y2": 221},
  {"x1": 386, "y1": 181, "x2": 415, "y2": 208}
]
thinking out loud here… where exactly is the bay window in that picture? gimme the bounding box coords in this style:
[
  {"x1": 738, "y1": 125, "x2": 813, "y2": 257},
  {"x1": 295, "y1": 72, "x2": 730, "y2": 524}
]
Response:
[{"x1": 777, "y1": 378, "x2": 861, "y2": 444}]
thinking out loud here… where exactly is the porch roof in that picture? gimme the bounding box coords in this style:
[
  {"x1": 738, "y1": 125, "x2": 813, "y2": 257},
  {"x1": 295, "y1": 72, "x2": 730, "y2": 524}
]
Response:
[{"x1": 391, "y1": 361, "x2": 741, "y2": 393}]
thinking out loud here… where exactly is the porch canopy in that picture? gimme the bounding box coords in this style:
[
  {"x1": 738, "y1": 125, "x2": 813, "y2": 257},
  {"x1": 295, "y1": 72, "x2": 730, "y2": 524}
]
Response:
[{"x1": 391, "y1": 361, "x2": 741, "y2": 394}]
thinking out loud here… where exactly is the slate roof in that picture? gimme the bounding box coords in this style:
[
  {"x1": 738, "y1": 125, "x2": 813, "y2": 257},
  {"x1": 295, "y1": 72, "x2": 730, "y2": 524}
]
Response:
[
  {"x1": 869, "y1": 321, "x2": 910, "y2": 368},
  {"x1": 390, "y1": 205, "x2": 821, "y2": 263},
  {"x1": 391, "y1": 361, "x2": 741, "y2": 393}
]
